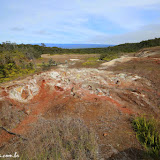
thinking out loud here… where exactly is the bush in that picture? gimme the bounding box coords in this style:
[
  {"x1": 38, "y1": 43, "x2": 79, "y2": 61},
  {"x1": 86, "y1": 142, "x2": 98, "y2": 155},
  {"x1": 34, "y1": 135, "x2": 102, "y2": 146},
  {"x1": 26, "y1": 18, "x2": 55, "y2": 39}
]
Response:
[
  {"x1": 132, "y1": 117, "x2": 160, "y2": 158},
  {"x1": 82, "y1": 61, "x2": 98, "y2": 66},
  {"x1": 99, "y1": 52, "x2": 119, "y2": 61},
  {"x1": 0, "y1": 50, "x2": 35, "y2": 83},
  {"x1": 82, "y1": 57, "x2": 99, "y2": 66}
]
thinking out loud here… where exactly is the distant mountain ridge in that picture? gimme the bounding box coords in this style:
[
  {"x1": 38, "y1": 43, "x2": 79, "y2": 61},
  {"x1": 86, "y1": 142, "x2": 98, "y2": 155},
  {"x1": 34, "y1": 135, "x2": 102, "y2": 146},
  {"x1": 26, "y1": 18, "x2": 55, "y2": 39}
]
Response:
[{"x1": 32, "y1": 43, "x2": 113, "y2": 49}]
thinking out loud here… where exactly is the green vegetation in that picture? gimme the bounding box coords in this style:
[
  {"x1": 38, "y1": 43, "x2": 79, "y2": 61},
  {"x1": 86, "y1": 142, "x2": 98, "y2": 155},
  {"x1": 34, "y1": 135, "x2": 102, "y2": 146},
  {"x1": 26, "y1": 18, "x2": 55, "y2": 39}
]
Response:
[
  {"x1": 101, "y1": 53, "x2": 119, "y2": 61},
  {"x1": 87, "y1": 57, "x2": 99, "y2": 61},
  {"x1": 0, "y1": 38, "x2": 160, "y2": 82},
  {"x1": 40, "y1": 58, "x2": 57, "y2": 71},
  {"x1": 0, "y1": 50, "x2": 35, "y2": 83},
  {"x1": 100, "y1": 38, "x2": 160, "y2": 60},
  {"x1": 132, "y1": 117, "x2": 160, "y2": 159},
  {"x1": 82, "y1": 57, "x2": 99, "y2": 66},
  {"x1": 1, "y1": 38, "x2": 160, "y2": 58},
  {"x1": 82, "y1": 61, "x2": 98, "y2": 66}
]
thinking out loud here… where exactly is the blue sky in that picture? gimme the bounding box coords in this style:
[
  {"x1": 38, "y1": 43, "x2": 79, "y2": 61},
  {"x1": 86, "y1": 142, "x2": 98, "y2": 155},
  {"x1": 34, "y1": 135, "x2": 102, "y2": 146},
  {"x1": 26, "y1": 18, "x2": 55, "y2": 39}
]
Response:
[{"x1": 0, "y1": 0, "x2": 160, "y2": 44}]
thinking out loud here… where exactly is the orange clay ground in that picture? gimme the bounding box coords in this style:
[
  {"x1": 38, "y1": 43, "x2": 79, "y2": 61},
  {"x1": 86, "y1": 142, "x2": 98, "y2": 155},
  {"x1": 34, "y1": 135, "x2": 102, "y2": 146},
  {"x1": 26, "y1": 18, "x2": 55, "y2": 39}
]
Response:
[{"x1": 0, "y1": 47, "x2": 160, "y2": 159}]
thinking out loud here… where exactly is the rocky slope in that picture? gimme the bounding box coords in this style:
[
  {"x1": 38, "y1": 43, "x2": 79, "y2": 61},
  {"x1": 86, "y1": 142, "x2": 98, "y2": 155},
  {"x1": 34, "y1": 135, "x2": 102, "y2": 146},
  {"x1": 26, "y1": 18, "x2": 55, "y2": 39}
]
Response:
[{"x1": 0, "y1": 48, "x2": 160, "y2": 159}]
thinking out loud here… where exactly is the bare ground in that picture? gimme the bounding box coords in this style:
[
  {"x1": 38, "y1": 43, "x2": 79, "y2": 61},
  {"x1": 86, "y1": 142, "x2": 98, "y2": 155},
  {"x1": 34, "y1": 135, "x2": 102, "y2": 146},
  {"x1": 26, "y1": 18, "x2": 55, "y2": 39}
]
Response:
[
  {"x1": 0, "y1": 48, "x2": 160, "y2": 159},
  {"x1": 40, "y1": 53, "x2": 100, "y2": 63}
]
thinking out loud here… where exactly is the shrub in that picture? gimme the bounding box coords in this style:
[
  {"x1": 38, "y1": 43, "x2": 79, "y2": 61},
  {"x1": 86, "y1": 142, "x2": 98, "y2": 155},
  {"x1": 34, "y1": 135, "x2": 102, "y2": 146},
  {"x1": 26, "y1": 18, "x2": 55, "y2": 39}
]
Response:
[
  {"x1": 0, "y1": 50, "x2": 35, "y2": 83},
  {"x1": 82, "y1": 57, "x2": 99, "y2": 66},
  {"x1": 132, "y1": 117, "x2": 160, "y2": 158},
  {"x1": 82, "y1": 61, "x2": 98, "y2": 66},
  {"x1": 99, "y1": 52, "x2": 119, "y2": 61}
]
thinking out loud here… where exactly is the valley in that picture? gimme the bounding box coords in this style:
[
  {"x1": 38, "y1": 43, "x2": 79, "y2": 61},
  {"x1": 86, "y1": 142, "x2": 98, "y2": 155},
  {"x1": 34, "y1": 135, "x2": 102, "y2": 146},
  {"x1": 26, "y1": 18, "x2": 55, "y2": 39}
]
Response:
[{"x1": 0, "y1": 46, "x2": 160, "y2": 159}]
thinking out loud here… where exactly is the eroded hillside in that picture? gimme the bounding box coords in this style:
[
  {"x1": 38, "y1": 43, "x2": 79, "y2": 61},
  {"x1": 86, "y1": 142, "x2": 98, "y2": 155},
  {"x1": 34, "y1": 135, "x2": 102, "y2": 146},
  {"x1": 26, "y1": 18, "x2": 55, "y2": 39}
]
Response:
[{"x1": 0, "y1": 47, "x2": 160, "y2": 159}]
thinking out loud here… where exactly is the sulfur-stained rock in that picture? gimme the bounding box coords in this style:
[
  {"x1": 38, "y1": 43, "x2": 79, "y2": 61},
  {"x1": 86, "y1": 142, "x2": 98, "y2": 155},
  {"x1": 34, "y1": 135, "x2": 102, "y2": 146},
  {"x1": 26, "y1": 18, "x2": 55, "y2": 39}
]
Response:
[{"x1": 21, "y1": 89, "x2": 29, "y2": 100}]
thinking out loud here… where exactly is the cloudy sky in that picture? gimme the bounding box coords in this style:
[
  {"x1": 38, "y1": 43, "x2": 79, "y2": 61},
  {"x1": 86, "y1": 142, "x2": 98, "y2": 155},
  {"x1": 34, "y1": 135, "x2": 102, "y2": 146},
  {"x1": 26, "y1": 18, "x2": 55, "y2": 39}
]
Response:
[{"x1": 1, "y1": 0, "x2": 160, "y2": 44}]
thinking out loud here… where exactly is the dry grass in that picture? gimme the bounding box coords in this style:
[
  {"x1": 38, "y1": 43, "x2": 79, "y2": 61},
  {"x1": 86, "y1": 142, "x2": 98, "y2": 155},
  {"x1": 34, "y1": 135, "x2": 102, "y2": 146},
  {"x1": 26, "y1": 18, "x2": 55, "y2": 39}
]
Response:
[
  {"x1": 1, "y1": 117, "x2": 99, "y2": 160},
  {"x1": 0, "y1": 101, "x2": 25, "y2": 130},
  {"x1": 39, "y1": 54, "x2": 100, "y2": 63}
]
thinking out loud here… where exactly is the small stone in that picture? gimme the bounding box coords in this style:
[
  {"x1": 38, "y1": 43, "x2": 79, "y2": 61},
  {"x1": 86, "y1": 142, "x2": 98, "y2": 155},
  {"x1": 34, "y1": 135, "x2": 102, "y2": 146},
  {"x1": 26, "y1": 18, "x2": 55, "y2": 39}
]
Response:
[
  {"x1": 103, "y1": 133, "x2": 108, "y2": 136},
  {"x1": 21, "y1": 90, "x2": 29, "y2": 100}
]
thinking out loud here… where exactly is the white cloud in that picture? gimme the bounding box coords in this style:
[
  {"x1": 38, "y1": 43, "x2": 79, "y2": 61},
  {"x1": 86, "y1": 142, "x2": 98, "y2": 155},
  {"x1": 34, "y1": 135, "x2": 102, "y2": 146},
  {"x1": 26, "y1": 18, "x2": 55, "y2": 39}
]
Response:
[
  {"x1": 0, "y1": 0, "x2": 160, "y2": 43},
  {"x1": 11, "y1": 27, "x2": 24, "y2": 31},
  {"x1": 88, "y1": 24, "x2": 160, "y2": 44},
  {"x1": 118, "y1": 0, "x2": 160, "y2": 7},
  {"x1": 34, "y1": 30, "x2": 51, "y2": 35},
  {"x1": 77, "y1": 0, "x2": 160, "y2": 29}
]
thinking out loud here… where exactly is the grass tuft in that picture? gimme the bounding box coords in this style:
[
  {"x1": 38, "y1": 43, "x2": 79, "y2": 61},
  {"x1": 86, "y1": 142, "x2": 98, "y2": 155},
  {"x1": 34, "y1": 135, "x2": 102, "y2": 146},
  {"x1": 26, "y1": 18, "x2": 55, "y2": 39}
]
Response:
[{"x1": 132, "y1": 117, "x2": 160, "y2": 159}]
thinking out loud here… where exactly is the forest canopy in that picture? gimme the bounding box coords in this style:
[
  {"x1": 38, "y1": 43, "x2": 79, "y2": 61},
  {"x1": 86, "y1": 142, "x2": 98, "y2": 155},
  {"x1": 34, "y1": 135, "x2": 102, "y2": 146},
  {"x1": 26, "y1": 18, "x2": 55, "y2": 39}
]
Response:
[{"x1": 1, "y1": 38, "x2": 160, "y2": 58}]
